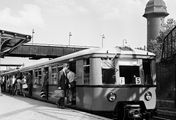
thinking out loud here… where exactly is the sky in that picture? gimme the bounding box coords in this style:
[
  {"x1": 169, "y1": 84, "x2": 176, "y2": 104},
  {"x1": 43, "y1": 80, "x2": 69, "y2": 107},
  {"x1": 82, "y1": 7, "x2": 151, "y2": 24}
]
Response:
[{"x1": 0, "y1": 0, "x2": 176, "y2": 68}]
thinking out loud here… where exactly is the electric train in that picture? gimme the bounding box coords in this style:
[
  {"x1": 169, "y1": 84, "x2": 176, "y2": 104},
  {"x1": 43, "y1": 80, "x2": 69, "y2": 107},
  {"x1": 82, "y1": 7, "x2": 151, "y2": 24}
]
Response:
[{"x1": 1, "y1": 47, "x2": 157, "y2": 120}]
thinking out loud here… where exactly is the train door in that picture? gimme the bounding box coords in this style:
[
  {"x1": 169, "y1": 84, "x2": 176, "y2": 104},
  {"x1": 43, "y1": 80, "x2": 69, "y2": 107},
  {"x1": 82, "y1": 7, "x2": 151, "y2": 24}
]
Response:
[
  {"x1": 34, "y1": 68, "x2": 42, "y2": 99},
  {"x1": 68, "y1": 61, "x2": 76, "y2": 105},
  {"x1": 42, "y1": 67, "x2": 49, "y2": 100},
  {"x1": 49, "y1": 65, "x2": 59, "y2": 102},
  {"x1": 26, "y1": 70, "x2": 33, "y2": 97}
]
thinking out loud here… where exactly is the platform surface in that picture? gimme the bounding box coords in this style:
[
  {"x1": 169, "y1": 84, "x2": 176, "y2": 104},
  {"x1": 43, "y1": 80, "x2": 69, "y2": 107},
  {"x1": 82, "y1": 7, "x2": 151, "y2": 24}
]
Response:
[{"x1": 0, "y1": 94, "x2": 111, "y2": 120}]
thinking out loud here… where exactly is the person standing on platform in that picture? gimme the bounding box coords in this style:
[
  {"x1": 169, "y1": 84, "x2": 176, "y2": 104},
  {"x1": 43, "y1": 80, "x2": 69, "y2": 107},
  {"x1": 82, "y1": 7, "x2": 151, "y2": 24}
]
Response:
[
  {"x1": 1, "y1": 76, "x2": 6, "y2": 92},
  {"x1": 40, "y1": 70, "x2": 49, "y2": 99},
  {"x1": 57, "y1": 63, "x2": 69, "y2": 108},
  {"x1": 67, "y1": 69, "x2": 76, "y2": 105},
  {"x1": 16, "y1": 74, "x2": 22, "y2": 95},
  {"x1": 11, "y1": 75, "x2": 16, "y2": 95},
  {"x1": 22, "y1": 74, "x2": 28, "y2": 97},
  {"x1": 7, "y1": 76, "x2": 11, "y2": 94},
  {"x1": 0, "y1": 77, "x2": 2, "y2": 96},
  {"x1": 26, "y1": 72, "x2": 33, "y2": 97}
]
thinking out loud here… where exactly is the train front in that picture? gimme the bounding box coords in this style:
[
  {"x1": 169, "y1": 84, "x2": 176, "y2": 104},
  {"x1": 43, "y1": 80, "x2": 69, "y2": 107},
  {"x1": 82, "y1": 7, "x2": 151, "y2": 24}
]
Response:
[{"x1": 86, "y1": 48, "x2": 156, "y2": 120}]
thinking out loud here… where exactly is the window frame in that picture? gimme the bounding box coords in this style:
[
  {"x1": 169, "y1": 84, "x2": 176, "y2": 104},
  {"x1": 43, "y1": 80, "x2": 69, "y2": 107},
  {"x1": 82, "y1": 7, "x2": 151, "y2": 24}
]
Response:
[
  {"x1": 83, "y1": 58, "x2": 90, "y2": 85},
  {"x1": 34, "y1": 68, "x2": 42, "y2": 85}
]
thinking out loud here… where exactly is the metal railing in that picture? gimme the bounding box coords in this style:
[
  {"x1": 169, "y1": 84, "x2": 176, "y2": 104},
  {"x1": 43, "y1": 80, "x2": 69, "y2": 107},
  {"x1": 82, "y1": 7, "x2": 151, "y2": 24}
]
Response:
[{"x1": 162, "y1": 26, "x2": 176, "y2": 61}]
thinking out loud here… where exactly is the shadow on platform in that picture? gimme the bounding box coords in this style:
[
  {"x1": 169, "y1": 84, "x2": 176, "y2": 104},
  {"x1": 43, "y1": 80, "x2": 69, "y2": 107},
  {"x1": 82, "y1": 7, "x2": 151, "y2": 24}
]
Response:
[{"x1": 0, "y1": 93, "x2": 110, "y2": 120}]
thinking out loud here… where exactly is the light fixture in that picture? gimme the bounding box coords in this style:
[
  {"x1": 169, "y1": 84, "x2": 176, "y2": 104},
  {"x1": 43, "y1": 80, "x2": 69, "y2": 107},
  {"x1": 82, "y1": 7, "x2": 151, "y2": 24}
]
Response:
[{"x1": 107, "y1": 92, "x2": 116, "y2": 102}]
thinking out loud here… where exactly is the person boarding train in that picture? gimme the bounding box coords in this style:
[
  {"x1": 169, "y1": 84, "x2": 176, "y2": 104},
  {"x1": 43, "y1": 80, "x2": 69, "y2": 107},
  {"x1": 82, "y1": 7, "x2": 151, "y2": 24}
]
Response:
[{"x1": 57, "y1": 63, "x2": 70, "y2": 108}]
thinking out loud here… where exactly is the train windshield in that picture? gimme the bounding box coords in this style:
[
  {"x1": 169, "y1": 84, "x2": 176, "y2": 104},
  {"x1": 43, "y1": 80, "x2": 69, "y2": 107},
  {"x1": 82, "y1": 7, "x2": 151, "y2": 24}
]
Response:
[
  {"x1": 101, "y1": 58, "x2": 155, "y2": 85},
  {"x1": 102, "y1": 58, "x2": 116, "y2": 84},
  {"x1": 119, "y1": 59, "x2": 155, "y2": 85},
  {"x1": 119, "y1": 66, "x2": 140, "y2": 84}
]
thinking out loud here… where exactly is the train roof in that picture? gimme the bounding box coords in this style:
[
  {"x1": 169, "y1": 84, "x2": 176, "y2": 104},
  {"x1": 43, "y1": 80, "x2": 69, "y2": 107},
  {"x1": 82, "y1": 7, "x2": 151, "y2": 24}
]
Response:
[
  {"x1": 18, "y1": 46, "x2": 155, "y2": 71},
  {"x1": 1, "y1": 69, "x2": 19, "y2": 76},
  {"x1": 43, "y1": 46, "x2": 155, "y2": 62}
]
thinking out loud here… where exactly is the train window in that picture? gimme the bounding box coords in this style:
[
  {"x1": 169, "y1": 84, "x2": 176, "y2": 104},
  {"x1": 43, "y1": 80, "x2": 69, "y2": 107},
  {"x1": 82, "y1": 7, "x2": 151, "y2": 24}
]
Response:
[
  {"x1": 119, "y1": 66, "x2": 140, "y2": 84},
  {"x1": 51, "y1": 66, "x2": 57, "y2": 85},
  {"x1": 143, "y1": 59, "x2": 153, "y2": 85},
  {"x1": 34, "y1": 69, "x2": 42, "y2": 85},
  {"x1": 102, "y1": 58, "x2": 116, "y2": 84},
  {"x1": 34, "y1": 70, "x2": 37, "y2": 84},
  {"x1": 69, "y1": 61, "x2": 76, "y2": 73},
  {"x1": 83, "y1": 59, "x2": 90, "y2": 84},
  {"x1": 35, "y1": 71, "x2": 38, "y2": 77},
  {"x1": 57, "y1": 65, "x2": 63, "y2": 85},
  {"x1": 57, "y1": 65, "x2": 63, "y2": 72},
  {"x1": 102, "y1": 68, "x2": 115, "y2": 84}
]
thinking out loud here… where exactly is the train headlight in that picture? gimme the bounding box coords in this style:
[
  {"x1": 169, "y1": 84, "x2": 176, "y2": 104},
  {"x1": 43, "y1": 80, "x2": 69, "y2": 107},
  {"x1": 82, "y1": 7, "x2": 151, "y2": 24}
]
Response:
[
  {"x1": 144, "y1": 91, "x2": 152, "y2": 101},
  {"x1": 107, "y1": 92, "x2": 116, "y2": 102}
]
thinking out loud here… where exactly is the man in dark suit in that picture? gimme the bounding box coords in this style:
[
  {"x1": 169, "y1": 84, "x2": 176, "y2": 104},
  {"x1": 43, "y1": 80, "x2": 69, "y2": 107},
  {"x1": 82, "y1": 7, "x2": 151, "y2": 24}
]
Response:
[
  {"x1": 40, "y1": 70, "x2": 49, "y2": 99},
  {"x1": 57, "y1": 63, "x2": 69, "y2": 108},
  {"x1": 26, "y1": 72, "x2": 33, "y2": 97}
]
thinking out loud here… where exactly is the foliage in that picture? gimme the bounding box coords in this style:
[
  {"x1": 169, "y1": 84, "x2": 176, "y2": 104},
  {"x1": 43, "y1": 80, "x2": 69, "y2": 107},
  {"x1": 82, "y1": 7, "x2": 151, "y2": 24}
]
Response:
[{"x1": 147, "y1": 18, "x2": 176, "y2": 61}]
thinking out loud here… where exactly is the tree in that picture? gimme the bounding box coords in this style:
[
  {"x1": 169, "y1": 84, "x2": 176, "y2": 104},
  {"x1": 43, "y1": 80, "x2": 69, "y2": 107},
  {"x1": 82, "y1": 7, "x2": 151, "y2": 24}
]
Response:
[{"x1": 148, "y1": 18, "x2": 176, "y2": 61}]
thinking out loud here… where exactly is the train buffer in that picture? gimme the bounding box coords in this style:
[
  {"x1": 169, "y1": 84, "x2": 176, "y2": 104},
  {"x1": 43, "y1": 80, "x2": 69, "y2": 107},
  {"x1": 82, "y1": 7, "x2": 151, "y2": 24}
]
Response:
[{"x1": 0, "y1": 93, "x2": 112, "y2": 120}]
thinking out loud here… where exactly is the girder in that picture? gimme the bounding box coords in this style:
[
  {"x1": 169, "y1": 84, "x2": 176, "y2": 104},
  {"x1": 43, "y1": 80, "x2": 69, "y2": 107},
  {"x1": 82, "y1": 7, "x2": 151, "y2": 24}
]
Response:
[
  {"x1": 5, "y1": 43, "x2": 91, "y2": 59},
  {"x1": 0, "y1": 30, "x2": 31, "y2": 57}
]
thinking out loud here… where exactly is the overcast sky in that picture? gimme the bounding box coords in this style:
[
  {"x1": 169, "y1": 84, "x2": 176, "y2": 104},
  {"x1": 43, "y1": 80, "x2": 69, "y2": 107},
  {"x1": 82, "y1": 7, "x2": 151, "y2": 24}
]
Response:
[{"x1": 0, "y1": 0, "x2": 176, "y2": 67}]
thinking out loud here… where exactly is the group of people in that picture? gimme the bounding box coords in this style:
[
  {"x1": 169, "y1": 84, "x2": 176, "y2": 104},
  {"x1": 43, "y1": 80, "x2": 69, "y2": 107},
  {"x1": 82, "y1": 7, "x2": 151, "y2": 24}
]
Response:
[
  {"x1": 39, "y1": 63, "x2": 76, "y2": 108},
  {"x1": 0, "y1": 63, "x2": 75, "y2": 109},
  {"x1": 0, "y1": 72, "x2": 32, "y2": 97},
  {"x1": 56, "y1": 63, "x2": 76, "y2": 108}
]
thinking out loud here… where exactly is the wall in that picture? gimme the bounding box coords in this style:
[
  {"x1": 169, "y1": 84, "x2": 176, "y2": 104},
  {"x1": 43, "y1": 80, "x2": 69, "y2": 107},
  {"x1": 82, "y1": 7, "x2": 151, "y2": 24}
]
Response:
[{"x1": 156, "y1": 61, "x2": 176, "y2": 108}]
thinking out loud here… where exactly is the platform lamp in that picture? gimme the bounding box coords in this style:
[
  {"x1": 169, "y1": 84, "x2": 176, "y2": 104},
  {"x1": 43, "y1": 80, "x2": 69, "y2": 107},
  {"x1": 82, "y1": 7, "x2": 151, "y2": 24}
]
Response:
[
  {"x1": 69, "y1": 32, "x2": 72, "y2": 46},
  {"x1": 31, "y1": 29, "x2": 35, "y2": 45},
  {"x1": 101, "y1": 34, "x2": 105, "y2": 48}
]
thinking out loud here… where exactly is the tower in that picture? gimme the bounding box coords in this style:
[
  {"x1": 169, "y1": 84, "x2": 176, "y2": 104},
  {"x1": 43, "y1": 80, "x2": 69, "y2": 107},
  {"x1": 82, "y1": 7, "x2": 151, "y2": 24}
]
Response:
[{"x1": 143, "y1": 0, "x2": 169, "y2": 46}]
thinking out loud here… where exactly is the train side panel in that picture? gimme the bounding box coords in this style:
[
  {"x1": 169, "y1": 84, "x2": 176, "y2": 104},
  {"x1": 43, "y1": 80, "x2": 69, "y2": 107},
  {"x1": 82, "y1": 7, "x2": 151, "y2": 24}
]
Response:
[{"x1": 87, "y1": 87, "x2": 156, "y2": 111}]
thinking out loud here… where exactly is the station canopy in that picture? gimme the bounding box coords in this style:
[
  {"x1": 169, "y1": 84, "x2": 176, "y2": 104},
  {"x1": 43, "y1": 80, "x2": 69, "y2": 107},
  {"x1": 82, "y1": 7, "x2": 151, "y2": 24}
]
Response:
[{"x1": 0, "y1": 30, "x2": 31, "y2": 57}]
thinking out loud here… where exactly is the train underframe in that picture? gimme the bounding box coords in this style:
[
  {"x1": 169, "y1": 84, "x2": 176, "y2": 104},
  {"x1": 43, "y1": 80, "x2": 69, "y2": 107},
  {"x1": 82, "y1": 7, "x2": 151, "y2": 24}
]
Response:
[{"x1": 113, "y1": 101, "x2": 156, "y2": 120}]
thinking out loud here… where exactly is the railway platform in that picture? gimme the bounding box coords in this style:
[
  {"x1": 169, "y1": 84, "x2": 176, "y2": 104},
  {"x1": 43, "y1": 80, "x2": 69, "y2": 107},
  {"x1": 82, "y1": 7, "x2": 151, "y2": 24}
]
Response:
[{"x1": 0, "y1": 94, "x2": 111, "y2": 120}]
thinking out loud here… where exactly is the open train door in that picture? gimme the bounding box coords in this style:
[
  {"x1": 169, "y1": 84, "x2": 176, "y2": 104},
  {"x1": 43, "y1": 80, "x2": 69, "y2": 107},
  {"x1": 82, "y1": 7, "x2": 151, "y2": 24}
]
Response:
[
  {"x1": 27, "y1": 70, "x2": 33, "y2": 97},
  {"x1": 68, "y1": 61, "x2": 76, "y2": 105},
  {"x1": 41, "y1": 67, "x2": 49, "y2": 100}
]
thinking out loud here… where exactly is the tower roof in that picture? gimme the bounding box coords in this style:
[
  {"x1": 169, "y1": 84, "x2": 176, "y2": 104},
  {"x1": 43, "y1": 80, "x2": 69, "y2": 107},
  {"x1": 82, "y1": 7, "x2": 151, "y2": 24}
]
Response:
[{"x1": 143, "y1": 0, "x2": 169, "y2": 18}]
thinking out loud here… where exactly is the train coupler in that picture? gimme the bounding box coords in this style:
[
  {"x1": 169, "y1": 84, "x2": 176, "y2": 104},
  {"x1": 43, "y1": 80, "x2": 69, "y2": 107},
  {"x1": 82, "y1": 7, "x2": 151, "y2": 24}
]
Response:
[{"x1": 124, "y1": 104, "x2": 142, "y2": 119}]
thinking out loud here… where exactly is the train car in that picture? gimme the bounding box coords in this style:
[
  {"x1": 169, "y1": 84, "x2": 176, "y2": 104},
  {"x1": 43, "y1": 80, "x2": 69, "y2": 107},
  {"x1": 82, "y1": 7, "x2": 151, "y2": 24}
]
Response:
[{"x1": 1, "y1": 47, "x2": 156, "y2": 120}]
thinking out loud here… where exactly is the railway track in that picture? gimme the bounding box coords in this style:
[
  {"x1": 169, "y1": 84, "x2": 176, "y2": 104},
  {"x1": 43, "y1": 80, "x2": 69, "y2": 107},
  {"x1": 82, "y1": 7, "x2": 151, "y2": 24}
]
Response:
[
  {"x1": 152, "y1": 116, "x2": 173, "y2": 120},
  {"x1": 151, "y1": 107, "x2": 176, "y2": 120}
]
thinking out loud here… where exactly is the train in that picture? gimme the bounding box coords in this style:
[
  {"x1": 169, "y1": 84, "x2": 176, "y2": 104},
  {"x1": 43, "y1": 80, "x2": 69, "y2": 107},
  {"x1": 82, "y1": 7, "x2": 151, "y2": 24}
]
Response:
[{"x1": 0, "y1": 46, "x2": 157, "y2": 120}]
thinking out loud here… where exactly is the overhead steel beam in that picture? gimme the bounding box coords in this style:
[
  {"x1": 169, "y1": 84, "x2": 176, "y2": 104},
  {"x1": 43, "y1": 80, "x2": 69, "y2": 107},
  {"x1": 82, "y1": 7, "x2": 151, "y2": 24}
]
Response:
[
  {"x1": 0, "y1": 30, "x2": 31, "y2": 57},
  {"x1": 5, "y1": 43, "x2": 95, "y2": 59},
  {"x1": 0, "y1": 30, "x2": 97, "y2": 59}
]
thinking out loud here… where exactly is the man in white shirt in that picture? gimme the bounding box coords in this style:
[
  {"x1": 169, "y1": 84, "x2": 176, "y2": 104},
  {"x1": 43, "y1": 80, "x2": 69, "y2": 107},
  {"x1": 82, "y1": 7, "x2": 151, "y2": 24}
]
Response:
[{"x1": 67, "y1": 70, "x2": 76, "y2": 105}]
